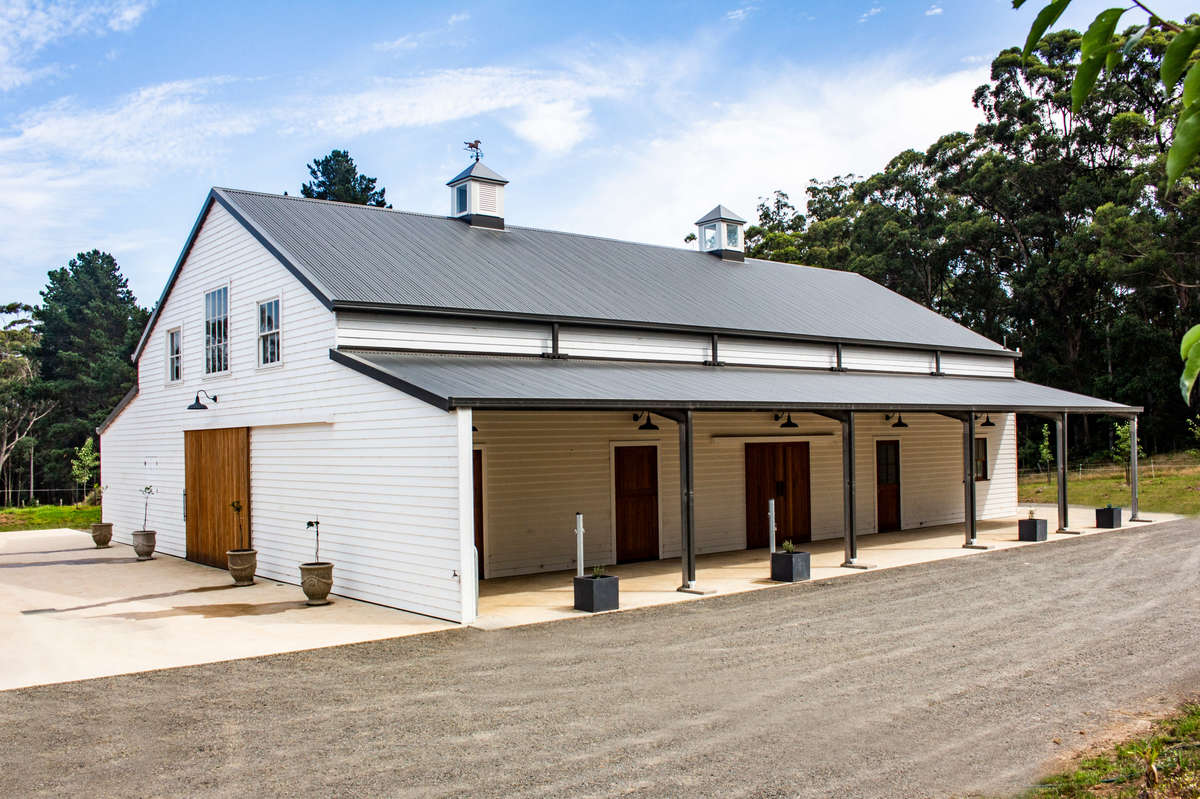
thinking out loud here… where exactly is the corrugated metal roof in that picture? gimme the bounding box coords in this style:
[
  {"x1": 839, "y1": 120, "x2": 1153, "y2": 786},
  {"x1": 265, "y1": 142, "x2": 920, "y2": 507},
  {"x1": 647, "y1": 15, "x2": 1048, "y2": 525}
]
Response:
[
  {"x1": 214, "y1": 188, "x2": 1011, "y2": 355},
  {"x1": 333, "y1": 350, "x2": 1137, "y2": 414}
]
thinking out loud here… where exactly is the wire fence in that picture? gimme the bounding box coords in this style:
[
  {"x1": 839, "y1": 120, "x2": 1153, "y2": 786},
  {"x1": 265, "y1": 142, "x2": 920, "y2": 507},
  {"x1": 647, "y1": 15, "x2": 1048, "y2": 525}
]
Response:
[
  {"x1": 0, "y1": 487, "x2": 93, "y2": 509},
  {"x1": 1018, "y1": 457, "x2": 1200, "y2": 482}
]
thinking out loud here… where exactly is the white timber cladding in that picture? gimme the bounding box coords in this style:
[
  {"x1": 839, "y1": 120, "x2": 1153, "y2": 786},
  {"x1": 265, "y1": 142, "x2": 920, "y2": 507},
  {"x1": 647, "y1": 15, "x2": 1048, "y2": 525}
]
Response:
[
  {"x1": 99, "y1": 202, "x2": 468, "y2": 622},
  {"x1": 471, "y1": 410, "x2": 1017, "y2": 578},
  {"x1": 333, "y1": 313, "x2": 1015, "y2": 376}
]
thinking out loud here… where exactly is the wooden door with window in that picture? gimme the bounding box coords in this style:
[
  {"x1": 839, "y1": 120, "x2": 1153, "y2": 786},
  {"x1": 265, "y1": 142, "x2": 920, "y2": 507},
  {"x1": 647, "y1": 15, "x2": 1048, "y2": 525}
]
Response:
[
  {"x1": 745, "y1": 442, "x2": 812, "y2": 548},
  {"x1": 614, "y1": 445, "x2": 659, "y2": 563},
  {"x1": 184, "y1": 427, "x2": 250, "y2": 568},
  {"x1": 473, "y1": 449, "x2": 485, "y2": 578},
  {"x1": 876, "y1": 440, "x2": 901, "y2": 533}
]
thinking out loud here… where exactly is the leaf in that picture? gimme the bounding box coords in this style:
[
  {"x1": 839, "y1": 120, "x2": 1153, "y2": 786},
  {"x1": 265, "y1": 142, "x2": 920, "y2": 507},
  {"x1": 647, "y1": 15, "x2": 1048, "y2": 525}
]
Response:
[
  {"x1": 1162, "y1": 26, "x2": 1200, "y2": 90},
  {"x1": 1023, "y1": 0, "x2": 1071, "y2": 62},
  {"x1": 1122, "y1": 24, "x2": 1149, "y2": 58},
  {"x1": 1181, "y1": 337, "x2": 1200, "y2": 404},
  {"x1": 1080, "y1": 8, "x2": 1126, "y2": 63},
  {"x1": 1167, "y1": 104, "x2": 1200, "y2": 190},
  {"x1": 1012, "y1": 0, "x2": 1029, "y2": 7},
  {"x1": 1180, "y1": 324, "x2": 1200, "y2": 362},
  {"x1": 1073, "y1": 52, "x2": 1108, "y2": 113},
  {"x1": 1106, "y1": 47, "x2": 1121, "y2": 73},
  {"x1": 1185, "y1": 61, "x2": 1200, "y2": 107}
]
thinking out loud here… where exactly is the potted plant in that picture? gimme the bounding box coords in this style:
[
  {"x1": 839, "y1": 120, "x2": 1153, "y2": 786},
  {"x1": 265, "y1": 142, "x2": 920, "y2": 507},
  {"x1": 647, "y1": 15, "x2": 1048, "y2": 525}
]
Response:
[
  {"x1": 771, "y1": 539, "x2": 810, "y2": 582},
  {"x1": 1017, "y1": 509, "x2": 1047, "y2": 542},
  {"x1": 226, "y1": 499, "x2": 257, "y2": 586},
  {"x1": 574, "y1": 564, "x2": 619, "y2": 612},
  {"x1": 1096, "y1": 504, "x2": 1123, "y2": 529},
  {"x1": 89, "y1": 486, "x2": 112, "y2": 548},
  {"x1": 299, "y1": 518, "x2": 333, "y2": 605},
  {"x1": 132, "y1": 485, "x2": 157, "y2": 560}
]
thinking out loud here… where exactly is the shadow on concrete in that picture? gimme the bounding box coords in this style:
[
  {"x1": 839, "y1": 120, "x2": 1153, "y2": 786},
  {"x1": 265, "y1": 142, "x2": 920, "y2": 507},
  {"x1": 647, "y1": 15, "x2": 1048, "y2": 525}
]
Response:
[
  {"x1": 1, "y1": 557, "x2": 142, "y2": 569},
  {"x1": 105, "y1": 599, "x2": 315, "y2": 620},
  {"x1": 0, "y1": 547, "x2": 103, "y2": 557},
  {"x1": 22, "y1": 584, "x2": 238, "y2": 615}
]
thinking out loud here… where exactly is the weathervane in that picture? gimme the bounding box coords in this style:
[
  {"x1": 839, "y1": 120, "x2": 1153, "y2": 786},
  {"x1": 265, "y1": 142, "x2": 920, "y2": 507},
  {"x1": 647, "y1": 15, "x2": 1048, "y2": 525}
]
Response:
[{"x1": 464, "y1": 139, "x2": 482, "y2": 162}]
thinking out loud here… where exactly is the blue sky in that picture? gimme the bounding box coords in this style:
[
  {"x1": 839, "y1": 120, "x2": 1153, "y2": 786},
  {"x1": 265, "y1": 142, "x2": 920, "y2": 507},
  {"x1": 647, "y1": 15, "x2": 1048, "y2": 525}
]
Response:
[{"x1": 2, "y1": 0, "x2": 1196, "y2": 308}]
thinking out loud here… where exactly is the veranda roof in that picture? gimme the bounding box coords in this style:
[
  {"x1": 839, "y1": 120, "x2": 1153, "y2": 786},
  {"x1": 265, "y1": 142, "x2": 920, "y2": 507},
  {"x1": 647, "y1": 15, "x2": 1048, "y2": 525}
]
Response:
[{"x1": 331, "y1": 350, "x2": 1138, "y2": 415}]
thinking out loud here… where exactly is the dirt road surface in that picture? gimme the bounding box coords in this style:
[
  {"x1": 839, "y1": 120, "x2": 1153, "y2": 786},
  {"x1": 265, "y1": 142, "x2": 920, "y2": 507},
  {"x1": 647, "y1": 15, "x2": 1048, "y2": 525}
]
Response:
[{"x1": 3, "y1": 519, "x2": 1199, "y2": 798}]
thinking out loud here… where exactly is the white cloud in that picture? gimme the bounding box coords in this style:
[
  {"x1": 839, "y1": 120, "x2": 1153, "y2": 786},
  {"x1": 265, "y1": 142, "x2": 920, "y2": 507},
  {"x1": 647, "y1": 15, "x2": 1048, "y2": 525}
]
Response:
[
  {"x1": 447, "y1": 12, "x2": 469, "y2": 25},
  {"x1": 925, "y1": 4, "x2": 943, "y2": 15},
  {"x1": 374, "y1": 11, "x2": 472, "y2": 52},
  {"x1": 859, "y1": 6, "x2": 883, "y2": 23},
  {"x1": 725, "y1": 6, "x2": 756, "y2": 22},
  {"x1": 544, "y1": 59, "x2": 988, "y2": 249},
  {"x1": 0, "y1": 0, "x2": 153, "y2": 90}
]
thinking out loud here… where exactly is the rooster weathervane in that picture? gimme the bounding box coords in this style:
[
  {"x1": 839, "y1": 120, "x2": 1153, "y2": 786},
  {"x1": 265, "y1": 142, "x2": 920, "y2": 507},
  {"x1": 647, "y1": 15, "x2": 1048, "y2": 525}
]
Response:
[{"x1": 464, "y1": 139, "x2": 482, "y2": 162}]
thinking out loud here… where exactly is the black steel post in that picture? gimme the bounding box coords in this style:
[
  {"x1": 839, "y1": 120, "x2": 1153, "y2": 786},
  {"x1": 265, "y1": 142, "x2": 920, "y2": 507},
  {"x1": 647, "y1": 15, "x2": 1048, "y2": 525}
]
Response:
[
  {"x1": 1056, "y1": 412, "x2": 1069, "y2": 532},
  {"x1": 962, "y1": 416, "x2": 980, "y2": 548},
  {"x1": 1130, "y1": 415, "x2": 1141, "y2": 520},
  {"x1": 678, "y1": 409, "x2": 696, "y2": 591},
  {"x1": 841, "y1": 413, "x2": 860, "y2": 567}
]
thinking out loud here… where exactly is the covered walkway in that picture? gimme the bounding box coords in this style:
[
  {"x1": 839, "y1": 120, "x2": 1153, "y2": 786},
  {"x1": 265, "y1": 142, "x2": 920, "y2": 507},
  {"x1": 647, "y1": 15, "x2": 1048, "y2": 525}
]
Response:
[{"x1": 474, "y1": 505, "x2": 1181, "y2": 629}]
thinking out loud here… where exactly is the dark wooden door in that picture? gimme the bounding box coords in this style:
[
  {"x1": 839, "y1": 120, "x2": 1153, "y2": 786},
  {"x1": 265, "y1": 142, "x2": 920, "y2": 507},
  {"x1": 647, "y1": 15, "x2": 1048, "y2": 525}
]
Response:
[
  {"x1": 745, "y1": 442, "x2": 811, "y2": 548},
  {"x1": 184, "y1": 427, "x2": 250, "y2": 568},
  {"x1": 876, "y1": 440, "x2": 901, "y2": 533},
  {"x1": 614, "y1": 445, "x2": 659, "y2": 563},
  {"x1": 473, "y1": 449, "x2": 485, "y2": 578}
]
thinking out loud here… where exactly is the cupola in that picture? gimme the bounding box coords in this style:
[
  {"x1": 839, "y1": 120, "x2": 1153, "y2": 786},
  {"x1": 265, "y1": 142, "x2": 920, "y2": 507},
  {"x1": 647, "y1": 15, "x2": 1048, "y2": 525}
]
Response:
[
  {"x1": 695, "y1": 205, "x2": 746, "y2": 261},
  {"x1": 447, "y1": 160, "x2": 508, "y2": 230}
]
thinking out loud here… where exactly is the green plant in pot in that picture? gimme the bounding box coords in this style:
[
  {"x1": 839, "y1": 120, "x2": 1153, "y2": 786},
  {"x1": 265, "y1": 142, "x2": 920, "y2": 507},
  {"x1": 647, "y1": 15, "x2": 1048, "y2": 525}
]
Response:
[
  {"x1": 299, "y1": 518, "x2": 333, "y2": 606},
  {"x1": 226, "y1": 499, "x2": 257, "y2": 586},
  {"x1": 132, "y1": 485, "x2": 157, "y2": 560}
]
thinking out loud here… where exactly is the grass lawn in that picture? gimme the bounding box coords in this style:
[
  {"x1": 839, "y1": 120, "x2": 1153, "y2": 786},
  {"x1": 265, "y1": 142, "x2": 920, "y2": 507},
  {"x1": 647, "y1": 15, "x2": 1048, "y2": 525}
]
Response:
[
  {"x1": 0, "y1": 504, "x2": 100, "y2": 533},
  {"x1": 1024, "y1": 702, "x2": 1200, "y2": 798},
  {"x1": 1019, "y1": 468, "x2": 1200, "y2": 516}
]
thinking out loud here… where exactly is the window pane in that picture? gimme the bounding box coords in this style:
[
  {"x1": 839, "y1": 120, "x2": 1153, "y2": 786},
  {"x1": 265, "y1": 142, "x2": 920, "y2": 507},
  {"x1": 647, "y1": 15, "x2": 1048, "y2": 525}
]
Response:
[
  {"x1": 726, "y1": 223, "x2": 738, "y2": 248},
  {"x1": 457, "y1": 185, "x2": 467, "y2": 213},
  {"x1": 974, "y1": 438, "x2": 988, "y2": 480},
  {"x1": 702, "y1": 224, "x2": 717, "y2": 249}
]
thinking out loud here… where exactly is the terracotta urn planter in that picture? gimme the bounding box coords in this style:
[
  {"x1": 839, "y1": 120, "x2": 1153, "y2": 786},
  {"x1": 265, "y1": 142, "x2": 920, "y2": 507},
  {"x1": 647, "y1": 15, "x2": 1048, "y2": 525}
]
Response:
[
  {"x1": 227, "y1": 548, "x2": 258, "y2": 586},
  {"x1": 90, "y1": 522, "x2": 113, "y2": 548},
  {"x1": 132, "y1": 530, "x2": 156, "y2": 561},
  {"x1": 299, "y1": 562, "x2": 333, "y2": 605}
]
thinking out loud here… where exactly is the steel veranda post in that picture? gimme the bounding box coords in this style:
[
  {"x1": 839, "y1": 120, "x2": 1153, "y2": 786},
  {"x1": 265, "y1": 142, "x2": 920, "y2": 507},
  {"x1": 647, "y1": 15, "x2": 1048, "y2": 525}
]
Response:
[
  {"x1": 1056, "y1": 413, "x2": 1069, "y2": 532},
  {"x1": 842, "y1": 413, "x2": 858, "y2": 565},
  {"x1": 678, "y1": 409, "x2": 696, "y2": 590},
  {"x1": 1130, "y1": 415, "x2": 1140, "y2": 520},
  {"x1": 962, "y1": 416, "x2": 977, "y2": 547}
]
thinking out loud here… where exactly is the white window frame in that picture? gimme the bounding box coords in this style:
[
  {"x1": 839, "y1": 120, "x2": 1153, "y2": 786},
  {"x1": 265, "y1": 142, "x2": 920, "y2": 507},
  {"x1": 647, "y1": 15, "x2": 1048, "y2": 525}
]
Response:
[
  {"x1": 256, "y1": 296, "x2": 282, "y2": 368},
  {"x1": 203, "y1": 284, "x2": 230, "y2": 376},
  {"x1": 165, "y1": 327, "x2": 183, "y2": 384},
  {"x1": 725, "y1": 222, "x2": 739, "y2": 248},
  {"x1": 701, "y1": 223, "x2": 718, "y2": 250},
  {"x1": 456, "y1": 184, "x2": 469, "y2": 215}
]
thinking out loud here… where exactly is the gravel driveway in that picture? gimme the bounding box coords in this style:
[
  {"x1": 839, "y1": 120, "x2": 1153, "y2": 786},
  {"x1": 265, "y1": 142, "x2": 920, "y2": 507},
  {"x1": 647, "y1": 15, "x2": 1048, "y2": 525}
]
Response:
[{"x1": 3, "y1": 519, "x2": 1199, "y2": 798}]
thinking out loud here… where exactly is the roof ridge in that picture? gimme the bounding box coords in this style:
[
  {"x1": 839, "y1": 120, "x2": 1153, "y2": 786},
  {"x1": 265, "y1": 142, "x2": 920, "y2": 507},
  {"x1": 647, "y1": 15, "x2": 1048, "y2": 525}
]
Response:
[{"x1": 214, "y1": 186, "x2": 835, "y2": 274}]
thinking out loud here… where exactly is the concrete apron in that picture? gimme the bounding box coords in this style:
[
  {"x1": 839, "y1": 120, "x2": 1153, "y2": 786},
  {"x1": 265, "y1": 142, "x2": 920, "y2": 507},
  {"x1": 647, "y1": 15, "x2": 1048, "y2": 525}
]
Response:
[
  {"x1": 0, "y1": 508, "x2": 1181, "y2": 689},
  {"x1": 0, "y1": 528, "x2": 453, "y2": 691},
  {"x1": 473, "y1": 504, "x2": 1184, "y2": 629}
]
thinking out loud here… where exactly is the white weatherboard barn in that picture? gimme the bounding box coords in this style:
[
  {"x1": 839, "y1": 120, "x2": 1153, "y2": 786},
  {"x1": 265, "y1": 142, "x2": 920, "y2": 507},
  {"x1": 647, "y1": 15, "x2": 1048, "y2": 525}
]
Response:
[{"x1": 99, "y1": 162, "x2": 1140, "y2": 624}]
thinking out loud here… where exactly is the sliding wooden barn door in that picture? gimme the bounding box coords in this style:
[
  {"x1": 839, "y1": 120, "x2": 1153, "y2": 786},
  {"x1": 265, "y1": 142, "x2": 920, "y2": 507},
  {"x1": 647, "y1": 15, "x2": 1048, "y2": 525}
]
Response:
[{"x1": 184, "y1": 427, "x2": 250, "y2": 568}]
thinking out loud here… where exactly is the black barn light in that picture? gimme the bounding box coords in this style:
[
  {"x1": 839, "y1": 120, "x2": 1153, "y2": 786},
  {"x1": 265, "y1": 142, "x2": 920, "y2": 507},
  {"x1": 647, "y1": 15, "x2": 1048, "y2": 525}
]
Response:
[
  {"x1": 187, "y1": 390, "x2": 218, "y2": 410},
  {"x1": 980, "y1": 413, "x2": 996, "y2": 428},
  {"x1": 635, "y1": 412, "x2": 659, "y2": 431},
  {"x1": 891, "y1": 414, "x2": 908, "y2": 429},
  {"x1": 779, "y1": 413, "x2": 799, "y2": 429}
]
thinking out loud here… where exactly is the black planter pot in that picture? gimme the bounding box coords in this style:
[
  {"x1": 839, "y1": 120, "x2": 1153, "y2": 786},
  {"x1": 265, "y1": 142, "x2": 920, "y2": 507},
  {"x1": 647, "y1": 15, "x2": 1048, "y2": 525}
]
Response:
[
  {"x1": 1095, "y1": 506, "x2": 1123, "y2": 529},
  {"x1": 771, "y1": 551, "x2": 811, "y2": 582},
  {"x1": 1018, "y1": 518, "x2": 1048, "y2": 542},
  {"x1": 573, "y1": 575, "x2": 619, "y2": 612}
]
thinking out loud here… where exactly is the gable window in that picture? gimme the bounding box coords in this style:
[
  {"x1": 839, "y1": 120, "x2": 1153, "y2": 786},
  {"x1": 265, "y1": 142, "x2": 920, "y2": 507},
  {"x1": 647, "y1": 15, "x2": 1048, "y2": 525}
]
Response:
[
  {"x1": 725, "y1": 222, "x2": 739, "y2": 248},
  {"x1": 974, "y1": 437, "x2": 989, "y2": 481},
  {"x1": 166, "y1": 328, "x2": 182, "y2": 382},
  {"x1": 257, "y1": 298, "x2": 280, "y2": 367},
  {"x1": 204, "y1": 286, "x2": 229, "y2": 374},
  {"x1": 456, "y1": 184, "x2": 468, "y2": 214}
]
